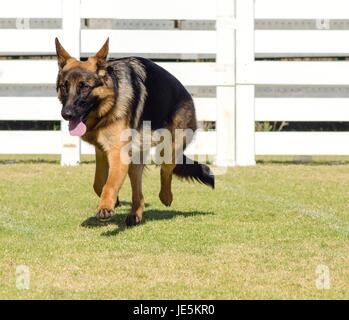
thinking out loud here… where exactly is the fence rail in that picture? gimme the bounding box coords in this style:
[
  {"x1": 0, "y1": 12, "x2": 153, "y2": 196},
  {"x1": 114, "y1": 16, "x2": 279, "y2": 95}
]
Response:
[
  {"x1": 236, "y1": 0, "x2": 349, "y2": 165},
  {"x1": 1, "y1": 0, "x2": 349, "y2": 165}
]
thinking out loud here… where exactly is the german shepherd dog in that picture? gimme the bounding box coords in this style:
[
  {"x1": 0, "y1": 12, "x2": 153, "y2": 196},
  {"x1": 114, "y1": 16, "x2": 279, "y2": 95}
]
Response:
[{"x1": 55, "y1": 38, "x2": 214, "y2": 226}]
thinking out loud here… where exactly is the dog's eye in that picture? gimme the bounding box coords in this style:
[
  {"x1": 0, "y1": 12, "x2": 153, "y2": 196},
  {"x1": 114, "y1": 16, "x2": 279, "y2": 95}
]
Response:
[
  {"x1": 78, "y1": 81, "x2": 90, "y2": 93},
  {"x1": 61, "y1": 81, "x2": 69, "y2": 94}
]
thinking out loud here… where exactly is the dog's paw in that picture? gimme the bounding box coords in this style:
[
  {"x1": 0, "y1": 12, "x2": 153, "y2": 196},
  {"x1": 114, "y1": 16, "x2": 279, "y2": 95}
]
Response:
[
  {"x1": 159, "y1": 191, "x2": 173, "y2": 207},
  {"x1": 125, "y1": 214, "x2": 142, "y2": 227},
  {"x1": 96, "y1": 208, "x2": 114, "y2": 221}
]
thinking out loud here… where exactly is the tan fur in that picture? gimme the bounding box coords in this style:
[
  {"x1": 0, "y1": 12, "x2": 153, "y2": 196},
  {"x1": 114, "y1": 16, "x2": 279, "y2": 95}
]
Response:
[
  {"x1": 159, "y1": 163, "x2": 176, "y2": 207},
  {"x1": 91, "y1": 87, "x2": 115, "y2": 117},
  {"x1": 98, "y1": 145, "x2": 129, "y2": 209},
  {"x1": 63, "y1": 58, "x2": 97, "y2": 72}
]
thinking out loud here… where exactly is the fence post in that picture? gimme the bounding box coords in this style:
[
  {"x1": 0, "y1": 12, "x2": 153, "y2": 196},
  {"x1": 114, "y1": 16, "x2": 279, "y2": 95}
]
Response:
[
  {"x1": 215, "y1": 0, "x2": 236, "y2": 167},
  {"x1": 235, "y1": 0, "x2": 256, "y2": 166},
  {"x1": 60, "y1": 0, "x2": 81, "y2": 166}
]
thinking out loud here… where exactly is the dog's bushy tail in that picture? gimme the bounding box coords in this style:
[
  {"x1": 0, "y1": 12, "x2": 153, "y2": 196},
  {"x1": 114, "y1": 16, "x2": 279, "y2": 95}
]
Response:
[{"x1": 173, "y1": 155, "x2": 215, "y2": 189}]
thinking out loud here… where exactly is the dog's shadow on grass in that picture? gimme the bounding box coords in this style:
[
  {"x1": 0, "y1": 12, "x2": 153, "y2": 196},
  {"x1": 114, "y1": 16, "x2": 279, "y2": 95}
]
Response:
[{"x1": 81, "y1": 207, "x2": 213, "y2": 236}]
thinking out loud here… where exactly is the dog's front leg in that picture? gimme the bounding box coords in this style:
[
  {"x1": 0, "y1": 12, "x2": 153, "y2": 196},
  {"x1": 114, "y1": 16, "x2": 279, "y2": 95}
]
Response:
[
  {"x1": 93, "y1": 146, "x2": 109, "y2": 198},
  {"x1": 93, "y1": 146, "x2": 121, "y2": 208},
  {"x1": 96, "y1": 147, "x2": 129, "y2": 221}
]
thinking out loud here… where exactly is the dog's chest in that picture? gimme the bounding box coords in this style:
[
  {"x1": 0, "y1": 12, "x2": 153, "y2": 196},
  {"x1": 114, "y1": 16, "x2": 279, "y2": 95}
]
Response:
[{"x1": 82, "y1": 120, "x2": 128, "y2": 152}]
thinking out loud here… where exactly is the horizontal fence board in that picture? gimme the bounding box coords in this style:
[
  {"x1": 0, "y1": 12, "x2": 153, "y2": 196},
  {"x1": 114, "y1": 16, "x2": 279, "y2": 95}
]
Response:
[
  {"x1": 238, "y1": 61, "x2": 349, "y2": 85},
  {"x1": 81, "y1": 131, "x2": 217, "y2": 155},
  {"x1": 256, "y1": 132, "x2": 349, "y2": 155},
  {"x1": 0, "y1": 30, "x2": 62, "y2": 55},
  {"x1": 0, "y1": 61, "x2": 232, "y2": 86},
  {"x1": 0, "y1": 0, "x2": 62, "y2": 18},
  {"x1": 12, "y1": 128, "x2": 349, "y2": 157},
  {"x1": 0, "y1": 131, "x2": 61, "y2": 154},
  {"x1": 255, "y1": 98, "x2": 349, "y2": 121},
  {"x1": 0, "y1": 97, "x2": 61, "y2": 120},
  {"x1": 81, "y1": 30, "x2": 216, "y2": 54},
  {"x1": 194, "y1": 98, "x2": 217, "y2": 121},
  {"x1": 256, "y1": 30, "x2": 349, "y2": 55},
  {"x1": 81, "y1": 0, "x2": 217, "y2": 20},
  {"x1": 0, "y1": 61, "x2": 58, "y2": 84},
  {"x1": 255, "y1": 0, "x2": 349, "y2": 19},
  {"x1": 159, "y1": 63, "x2": 234, "y2": 86}
]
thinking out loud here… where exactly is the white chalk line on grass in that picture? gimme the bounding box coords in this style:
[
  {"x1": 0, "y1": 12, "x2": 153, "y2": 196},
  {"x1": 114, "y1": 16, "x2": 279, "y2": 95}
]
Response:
[{"x1": 227, "y1": 184, "x2": 349, "y2": 236}]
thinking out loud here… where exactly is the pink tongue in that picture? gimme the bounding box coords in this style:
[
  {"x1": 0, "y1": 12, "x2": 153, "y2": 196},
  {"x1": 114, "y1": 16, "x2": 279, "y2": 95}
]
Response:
[{"x1": 68, "y1": 118, "x2": 87, "y2": 136}]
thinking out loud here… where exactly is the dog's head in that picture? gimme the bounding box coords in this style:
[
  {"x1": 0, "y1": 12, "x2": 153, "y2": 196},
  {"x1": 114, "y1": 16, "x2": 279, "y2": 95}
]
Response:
[{"x1": 55, "y1": 38, "x2": 109, "y2": 136}]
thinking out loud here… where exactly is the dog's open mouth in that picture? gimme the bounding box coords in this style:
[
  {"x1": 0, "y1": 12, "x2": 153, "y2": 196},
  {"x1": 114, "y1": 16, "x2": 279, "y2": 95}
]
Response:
[
  {"x1": 68, "y1": 117, "x2": 87, "y2": 137},
  {"x1": 68, "y1": 106, "x2": 96, "y2": 137}
]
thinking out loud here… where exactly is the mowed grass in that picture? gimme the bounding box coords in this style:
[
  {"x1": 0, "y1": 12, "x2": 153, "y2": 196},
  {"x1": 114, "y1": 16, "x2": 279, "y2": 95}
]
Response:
[{"x1": 0, "y1": 157, "x2": 348, "y2": 299}]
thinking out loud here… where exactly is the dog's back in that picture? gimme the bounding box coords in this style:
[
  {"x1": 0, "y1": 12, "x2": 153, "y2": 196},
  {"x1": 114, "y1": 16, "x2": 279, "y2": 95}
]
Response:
[{"x1": 105, "y1": 57, "x2": 195, "y2": 131}]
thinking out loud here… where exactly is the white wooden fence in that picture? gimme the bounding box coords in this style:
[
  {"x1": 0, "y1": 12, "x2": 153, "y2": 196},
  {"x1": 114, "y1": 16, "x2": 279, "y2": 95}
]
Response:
[
  {"x1": 1, "y1": 0, "x2": 349, "y2": 166},
  {"x1": 236, "y1": 0, "x2": 349, "y2": 165}
]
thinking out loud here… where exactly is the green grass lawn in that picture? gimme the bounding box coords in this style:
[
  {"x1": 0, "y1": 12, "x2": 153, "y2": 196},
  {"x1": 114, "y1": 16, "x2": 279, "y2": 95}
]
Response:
[{"x1": 0, "y1": 157, "x2": 348, "y2": 299}]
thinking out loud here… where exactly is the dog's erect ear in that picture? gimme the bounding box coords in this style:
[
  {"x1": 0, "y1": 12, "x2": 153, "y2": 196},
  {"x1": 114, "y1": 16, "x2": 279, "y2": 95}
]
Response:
[
  {"x1": 94, "y1": 38, "x2": 109, "y2": 63},
  {"x1": 55, "y1": 37, "x2": 72, "y2": 70}
]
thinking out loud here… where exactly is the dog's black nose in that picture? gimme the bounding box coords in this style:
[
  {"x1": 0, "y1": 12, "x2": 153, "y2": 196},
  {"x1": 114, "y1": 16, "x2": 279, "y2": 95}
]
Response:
[{"x1": 61, "y1": 108, "x2": 74, "y2": 121}]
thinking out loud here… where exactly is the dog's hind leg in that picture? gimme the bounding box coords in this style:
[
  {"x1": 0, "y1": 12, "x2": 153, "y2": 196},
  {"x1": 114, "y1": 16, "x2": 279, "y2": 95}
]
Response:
[
  {"x1": 158, "y1": 137, "x2": 190, "y2": 206},
  {"x1": 159, "y1": 163, "x2": 176, "y2": 207},
  {"x1": 158, "y1": 97, "x2": 215, "y2": 205},
  {"x1": 158, "y1": 101, "x2": 194, "y2": 207},
  {"x1": 125, "y1": 164, "x2": 145, "y2": 227}
]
